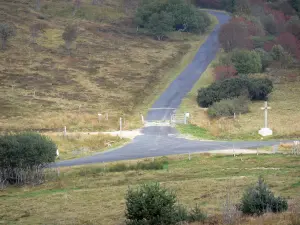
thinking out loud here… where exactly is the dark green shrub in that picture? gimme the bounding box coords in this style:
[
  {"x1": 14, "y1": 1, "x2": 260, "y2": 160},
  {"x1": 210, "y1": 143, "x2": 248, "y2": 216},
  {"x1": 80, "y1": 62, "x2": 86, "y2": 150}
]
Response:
[
  {"x1": 207, "y1": 96, "x2": 250, "y2": 118},
  {"x1": 187, "y1": 204, "x2": 207, "y2": 222},
  {"x1": 240, "y1": 177, "x2": 288, "y2": 216},
  {"x1": 0, "y1": 133, "x2": 57, "y2": 170},
  {"x1": 197, "y1": 77, "x2": 273, "y2": 107},
  {"x1": 231, "y1": 49, "x2": 262, "y2": 74},
  {"x1": 135, "y1": 0, "x2": 211, "y2": 37},
  {"x1": 125, "y1": 183, "x2": 180, "y2": 225}
]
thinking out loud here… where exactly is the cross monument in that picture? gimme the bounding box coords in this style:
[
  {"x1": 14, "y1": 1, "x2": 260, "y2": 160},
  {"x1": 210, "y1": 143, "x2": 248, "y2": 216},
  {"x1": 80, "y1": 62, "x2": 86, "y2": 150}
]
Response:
[{"x1": 258, "y1": 101, "x2": 273, "y2": 136}]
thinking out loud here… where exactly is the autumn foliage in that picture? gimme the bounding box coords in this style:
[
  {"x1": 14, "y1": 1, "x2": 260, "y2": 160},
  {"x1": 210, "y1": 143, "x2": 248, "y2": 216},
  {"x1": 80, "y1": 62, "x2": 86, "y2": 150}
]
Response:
[{"x1": 214, "y1": 66, "x2": 237, "y2": 81}]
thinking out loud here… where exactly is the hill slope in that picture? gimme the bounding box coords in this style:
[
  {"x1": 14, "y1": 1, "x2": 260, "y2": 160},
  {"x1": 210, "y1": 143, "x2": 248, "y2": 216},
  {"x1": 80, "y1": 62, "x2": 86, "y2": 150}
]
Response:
[{"x1": 0, "y1": 0, "x2": 212, "y2": 132}]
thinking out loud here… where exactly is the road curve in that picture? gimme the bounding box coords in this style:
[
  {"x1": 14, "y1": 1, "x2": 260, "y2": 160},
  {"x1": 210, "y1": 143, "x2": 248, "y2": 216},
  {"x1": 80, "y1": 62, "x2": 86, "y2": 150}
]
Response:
[{"x1": 54, "y1": 11, "x2": 286, "y2": 168}]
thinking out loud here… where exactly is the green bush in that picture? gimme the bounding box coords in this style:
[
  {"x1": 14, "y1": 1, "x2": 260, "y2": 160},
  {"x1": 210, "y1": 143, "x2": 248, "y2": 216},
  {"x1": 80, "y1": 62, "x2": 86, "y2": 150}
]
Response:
[
  {"x1": 197, "y1": 77, "x2": 273, "y2": 107},
  {"x1": 187, "y1": 205, "x2": 207, "y2": 222},
  {"x1": 231, "y1": 49, "x2": 262, "y2": 74},
  {"x1": 254, "y1": 48, "x2": 272, "y2": 70},
  {"x1": 207, "y1": 96, "x2": 250, "y2": 118},
  {"x1": 240, "y1": 177, "x2": 288, "y2": 216},
  {"x1": 135, "y1": 0, "x2": 211, "y2": 37},
  {"x1": 125, "y1": 183, "x2": 180, "y2": 225},
  {"x1": 125, "y1": 183, "x2": 206, "y2": 225},
  {"x1": 0, "y1": 133, "x2": 57, "y2": 170}
]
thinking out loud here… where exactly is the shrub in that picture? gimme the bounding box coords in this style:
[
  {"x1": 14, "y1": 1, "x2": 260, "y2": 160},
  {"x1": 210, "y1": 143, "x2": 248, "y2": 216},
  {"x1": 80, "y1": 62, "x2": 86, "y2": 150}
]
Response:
[
  {"x1": 187, "y1": 205, "x2": 207, "y2": 222},
  {"x1": 240, "y1": 177, "x2": 288, "y2": 215},
  {"x1": 270, "y1": 44, "x2": 286, "y2": 61},
  {"x1": 207, "y1": 96, "x2": 250, "y2": 118},
  {"x1": 0, "y1": 133, "x2": 57, "y2": 184},
  {"x1": 135, "y1": 0, "x2": 211, "y2": 37},
  {"x1": 254, "y1": 48, "x2": 272, "y2": 70},
  {"x1": 125, "y1": 183, "x2": 181, "y2": 225},
  {"x1": 0, "y1": 133, "x2": 57, "y2": 170},
  {"x1": 214, "y1": 65, "x2": 237, "y2": 81},
  {"x1": 197, "y1": 77, "x2": 273, "y2": 107},
  {"x1": 146, "y1": 12, "x2": 174, "y2": 40},
  {"x1": 219, "y1": 21, "x2": 252, "y2": 52},
  {"x1": 231, "y1": 49, "x2": 262, "y2": 74}
]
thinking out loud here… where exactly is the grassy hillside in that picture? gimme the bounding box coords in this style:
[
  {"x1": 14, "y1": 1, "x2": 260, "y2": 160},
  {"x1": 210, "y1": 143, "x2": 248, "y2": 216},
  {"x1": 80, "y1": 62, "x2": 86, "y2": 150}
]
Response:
[
  {"x1": 0, "y1": 0, "x2": 215, "y2": 132},
  {"x1": 0, "y1": 154, "x2": 299, "y2": 224},
  {"x1": 178, "y1": 52, "x2": 300, "y2": 140}
]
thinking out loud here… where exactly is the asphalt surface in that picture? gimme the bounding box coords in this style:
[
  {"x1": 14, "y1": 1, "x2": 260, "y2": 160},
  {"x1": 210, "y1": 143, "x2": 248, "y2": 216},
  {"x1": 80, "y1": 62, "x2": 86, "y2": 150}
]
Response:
[{"x1": 54, "y1": 11, "x2": 287, "y2": 168}]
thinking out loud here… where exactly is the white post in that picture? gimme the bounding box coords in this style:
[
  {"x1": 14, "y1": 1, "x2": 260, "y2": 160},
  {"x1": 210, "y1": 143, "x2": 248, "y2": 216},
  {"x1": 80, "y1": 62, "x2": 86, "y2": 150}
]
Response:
[
  {"x1": 98, "y1": 113, "x2": 102, "y2": 122},
  {"x1": 184, "y1": 113, "x2": 187, "y2": 125},
  {"x1": 259, "y1": 101, "x2": 272, "y2": 136},
  {"x1": 141, "y1": 114, "x2": 144, "y2": 124},
  {"x1": 119, "y1": 117, "x2": 122, "y2": 138},
  {"x1": 188, "y1": 152, "x2": 191, "y2": 161},
  {"x1": 63, "y1": 126, "x2": 67, "y2": 136},
  {"x1": 234, "y1": 113, "x2": 236, "y2": 120}
]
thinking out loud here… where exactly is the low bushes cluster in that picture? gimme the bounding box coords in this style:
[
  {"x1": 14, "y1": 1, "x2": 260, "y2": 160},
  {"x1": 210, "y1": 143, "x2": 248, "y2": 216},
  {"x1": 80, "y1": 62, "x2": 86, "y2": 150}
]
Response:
[
  {"x1": 207, "y1": 96, "x2": 250, "y2": 118},
  {"x1": 197, "y1": 77, "x2": 273, "y2": 108}
]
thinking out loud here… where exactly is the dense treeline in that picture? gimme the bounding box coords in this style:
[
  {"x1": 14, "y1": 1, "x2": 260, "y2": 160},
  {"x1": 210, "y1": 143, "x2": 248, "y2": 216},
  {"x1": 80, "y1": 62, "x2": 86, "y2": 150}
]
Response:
[{"x1": 135, "y1": 0, "x2": 211, "y2": 40}]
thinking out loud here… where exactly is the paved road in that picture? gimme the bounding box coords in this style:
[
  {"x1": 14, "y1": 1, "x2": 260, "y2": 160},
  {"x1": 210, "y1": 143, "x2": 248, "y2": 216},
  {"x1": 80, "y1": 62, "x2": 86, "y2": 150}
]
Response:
[{"x1": 54, "y1": 11, "x2": 287, "y2": 167}]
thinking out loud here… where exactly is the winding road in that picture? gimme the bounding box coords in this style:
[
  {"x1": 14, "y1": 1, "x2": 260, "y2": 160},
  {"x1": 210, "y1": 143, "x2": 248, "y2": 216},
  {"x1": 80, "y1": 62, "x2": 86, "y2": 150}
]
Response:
[{"x1": 55, "y1": 11, "x2": 287, "y2": 167}]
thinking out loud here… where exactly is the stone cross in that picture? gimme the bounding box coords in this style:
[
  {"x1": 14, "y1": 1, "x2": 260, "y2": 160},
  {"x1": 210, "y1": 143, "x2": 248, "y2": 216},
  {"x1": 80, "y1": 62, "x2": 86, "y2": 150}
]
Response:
[{"x1": 261, "y1": 101, "x2": 271, "y2": 128}]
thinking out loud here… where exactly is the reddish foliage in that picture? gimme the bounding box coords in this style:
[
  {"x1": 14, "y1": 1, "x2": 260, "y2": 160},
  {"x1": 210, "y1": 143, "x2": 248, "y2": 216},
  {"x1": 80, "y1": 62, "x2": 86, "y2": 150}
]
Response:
[
  {"x1": 219, "y1": 21, "x2": 254, "y2": 52},
  {"x1": 286, "y1": 19, "x2": 300, "y2": 39},
  {"x1": 264, "y1": 41, "x2": 276, "y2": 51},
  {"x1": 232, "y1": 17, "x2": 264, "y2": 36},
  {"x1": 214, "y1": 66, "x2": 237, "y2": 81},
  {"x1": 276, "y1": 32, "x2": 300, "y2": 59}
]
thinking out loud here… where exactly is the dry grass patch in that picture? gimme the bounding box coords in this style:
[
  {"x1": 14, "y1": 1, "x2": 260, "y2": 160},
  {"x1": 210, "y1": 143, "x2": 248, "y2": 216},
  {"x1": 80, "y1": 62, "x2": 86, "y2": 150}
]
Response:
[{"x1": 46, "y1": 133, "x2": 126, "y2": 160}]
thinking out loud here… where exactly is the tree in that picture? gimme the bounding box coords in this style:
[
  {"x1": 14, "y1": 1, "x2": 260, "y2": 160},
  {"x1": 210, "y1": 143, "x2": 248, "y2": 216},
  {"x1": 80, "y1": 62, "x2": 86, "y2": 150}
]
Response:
[
  {"x1": 125, "y1": 183, "x2": 181, "y2": 225},
  {"x1": 219, "y1": 21, "x2": 252, "y2": 52},
  {"x1": 276, "y1": 32, "x2": 300, "y2": 60},
  {"x1": 231, "y1": 49, "x2": 262, "y2": 74},
  {"x1": 0, "y1": 23, "x2": 15, "y2": 50},
  {"x1": 197, "y1": 77, "x2": 273, "y2": 107},
  {"x1": 290, "y1": 0, "x2": 300, "y2": 12},
  {"x1": 29, "y1": 23, "x2": 48, "y2": 44},
  {"x1": 0, "y1": 133, "x2": 57, "y2": 184},
  {"x1": 240, "y1": 177, "x2": 288, "y2": 215},
  {"x1": 214, "y1": 65, "x2": 237, "y2": 81},
  {"x1": 236, "y1": 0, "x2": 251, "y2": 15},
  {"x1": 73, "y1": 0, "x2": 81, "y2": 16},
  {"x1": 147, "y1": 12, "x2": 174, "y2": 40},
  {"x1": 62, "y1": 25, "x2": 78, "y2": 55}
]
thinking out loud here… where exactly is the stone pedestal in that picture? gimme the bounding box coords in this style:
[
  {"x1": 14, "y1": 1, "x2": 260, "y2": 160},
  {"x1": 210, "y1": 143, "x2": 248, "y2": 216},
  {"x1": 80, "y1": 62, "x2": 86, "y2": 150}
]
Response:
[{"x1": 258, "y1": 128, "x2": 273, "y2": 137}]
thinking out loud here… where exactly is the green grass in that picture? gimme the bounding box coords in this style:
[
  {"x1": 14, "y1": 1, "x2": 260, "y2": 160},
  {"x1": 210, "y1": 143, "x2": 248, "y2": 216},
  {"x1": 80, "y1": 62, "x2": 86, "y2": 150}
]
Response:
[
  {"x1": 176, "y1": 124, "x2": 214, "y2": 140},
  {"x1": 0, "y1": 154, "x2": 299, "y2": 224}
]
